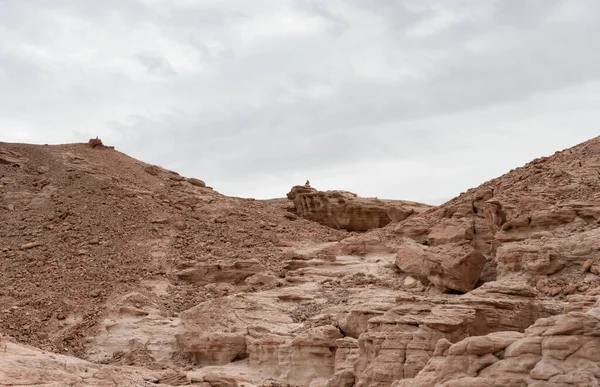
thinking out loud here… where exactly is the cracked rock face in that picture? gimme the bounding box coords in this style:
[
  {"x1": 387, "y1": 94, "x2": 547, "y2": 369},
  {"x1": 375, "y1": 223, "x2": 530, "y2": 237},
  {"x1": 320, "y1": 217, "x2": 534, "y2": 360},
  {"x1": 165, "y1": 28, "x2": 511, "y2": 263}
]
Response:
[
  {"x1": 395, "y1": 239, "x2": 486, "y2": 293},
  {"x1": 395, "y1": 300, "x2": 600, "y2": 387}
]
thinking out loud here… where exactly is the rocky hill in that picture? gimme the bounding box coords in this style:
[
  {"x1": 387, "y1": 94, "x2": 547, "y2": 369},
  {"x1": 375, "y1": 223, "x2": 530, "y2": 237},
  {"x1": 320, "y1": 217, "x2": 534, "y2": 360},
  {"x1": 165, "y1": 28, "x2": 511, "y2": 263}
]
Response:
[{"x1": 2, "y1": 137, "x2": 600, "y2": 386}]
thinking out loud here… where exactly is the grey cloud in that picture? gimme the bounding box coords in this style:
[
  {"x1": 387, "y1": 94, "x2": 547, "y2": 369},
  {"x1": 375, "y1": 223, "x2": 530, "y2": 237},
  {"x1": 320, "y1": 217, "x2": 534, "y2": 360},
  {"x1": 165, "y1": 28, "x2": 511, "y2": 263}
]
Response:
[
  {"x1": 136, "y1": 53, "x2": 176, "y2": 77},
  {"x1": 295, "y1": 0, "x2": 350, "y2": 34},
  {"x1": 190, "y1": 39, "x2": 235, "y2": 63},
  {"x1": 2, "y1": 0, "x2": 600, "y2": 201}
]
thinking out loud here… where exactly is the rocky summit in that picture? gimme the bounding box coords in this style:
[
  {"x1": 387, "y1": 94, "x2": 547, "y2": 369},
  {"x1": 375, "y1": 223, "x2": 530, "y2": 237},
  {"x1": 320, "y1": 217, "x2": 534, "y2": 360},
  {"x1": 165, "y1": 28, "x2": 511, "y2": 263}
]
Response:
[{"x1": 2, "y1": 137, "x2": 600, "y2": 386}]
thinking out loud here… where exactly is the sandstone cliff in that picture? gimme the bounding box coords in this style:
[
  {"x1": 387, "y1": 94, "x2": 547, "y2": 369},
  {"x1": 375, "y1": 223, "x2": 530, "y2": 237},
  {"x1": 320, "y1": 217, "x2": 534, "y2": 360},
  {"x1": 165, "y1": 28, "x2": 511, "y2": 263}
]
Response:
[{"x1": 287, "y1": 184, "x2": 431, "y2": 232}]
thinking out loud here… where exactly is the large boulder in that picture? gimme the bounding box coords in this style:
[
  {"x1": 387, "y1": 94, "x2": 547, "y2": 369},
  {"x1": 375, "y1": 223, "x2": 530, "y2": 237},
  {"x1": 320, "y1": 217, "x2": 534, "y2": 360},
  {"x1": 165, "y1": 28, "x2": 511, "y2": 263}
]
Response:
[{"x1": 396, "y1": 239, "x2": 486, "y2": 293}]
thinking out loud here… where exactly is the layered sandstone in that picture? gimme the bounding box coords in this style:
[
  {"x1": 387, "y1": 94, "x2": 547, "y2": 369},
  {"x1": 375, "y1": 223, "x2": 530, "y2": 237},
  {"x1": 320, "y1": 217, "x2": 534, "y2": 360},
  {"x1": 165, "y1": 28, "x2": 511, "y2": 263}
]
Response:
[
  {"x1": 287, "y1": 184, "x2": 431, "y2": 232},
  {"x1": 396, "y1": 298, "x2": 600, "y2": 387}
]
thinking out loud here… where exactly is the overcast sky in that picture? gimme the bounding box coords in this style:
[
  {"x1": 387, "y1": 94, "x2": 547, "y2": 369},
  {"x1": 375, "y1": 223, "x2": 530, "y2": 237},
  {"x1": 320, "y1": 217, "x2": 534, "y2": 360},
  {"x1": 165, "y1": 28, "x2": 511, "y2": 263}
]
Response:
[{"x1": 1, "y1": 0, "x2": 599, "y2": 204}]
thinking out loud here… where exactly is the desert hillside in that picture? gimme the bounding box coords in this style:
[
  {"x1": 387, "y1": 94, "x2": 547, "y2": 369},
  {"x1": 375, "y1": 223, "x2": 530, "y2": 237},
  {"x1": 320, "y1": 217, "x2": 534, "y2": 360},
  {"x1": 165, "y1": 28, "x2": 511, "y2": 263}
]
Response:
[{"x1": 2, "y1": 138, "x2": 600, "y2": 386}]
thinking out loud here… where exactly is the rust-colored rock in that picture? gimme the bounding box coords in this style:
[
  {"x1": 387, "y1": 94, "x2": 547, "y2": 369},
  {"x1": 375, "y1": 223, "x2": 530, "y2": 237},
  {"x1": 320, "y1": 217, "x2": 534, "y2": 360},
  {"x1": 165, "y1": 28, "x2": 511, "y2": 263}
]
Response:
[
  {"x1": 287, "y1": 184, "x2": 430, "y2": 231},
  {"x1": 88, "y1": 137, "x2": 104, "y2": 148}
]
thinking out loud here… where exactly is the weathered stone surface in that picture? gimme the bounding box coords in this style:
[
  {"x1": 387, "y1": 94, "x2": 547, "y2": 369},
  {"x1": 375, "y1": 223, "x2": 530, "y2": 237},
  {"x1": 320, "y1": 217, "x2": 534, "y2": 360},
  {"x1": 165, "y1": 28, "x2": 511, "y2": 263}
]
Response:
[
  {"x1": 0, "y1": 335, "x2": 164, "y2": 386},
  {"x1": 327, "y1": 370, "x2": 355, "y2": 387},
  {"x1": 396, "y1": 303, "x2": 600, "y2": 387},
  {"x1": 354, "y1": 281, "x2": 559, "y2": 387},
  {"x1": 187, "y1": 177, "x2": 207, "y2": 187},
  {"x1": 287, "y1": 184, "x2": 430, "y2": 231},
  {"x1": 427, "y1": 218, "x2": 474, "y2": 246},
  {"x1": 396, "y1": 239, "x2": 486, "y2": 293},
  {"x1": 176, "y1": 288, "x2": 302, "y2": 366},
  {"x1": 287, "y1": 326, "x2": 343, "y2": 385},
  {"x1": 0, "y1": 147, "x2": 28, "y2": 166},
  {"x1": 175, "y1": 259, "x2": 265, "y2": 285}
]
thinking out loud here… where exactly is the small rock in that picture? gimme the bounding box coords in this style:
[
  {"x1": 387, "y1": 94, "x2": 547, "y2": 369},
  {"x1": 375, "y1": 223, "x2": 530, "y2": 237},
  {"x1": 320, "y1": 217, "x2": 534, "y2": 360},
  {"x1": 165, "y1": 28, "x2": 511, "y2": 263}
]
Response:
[
  {"x1": 88, "y1": 137, "x2": 103, "y2": 148},
  {"x1": 144, "y1": 165, "x2": 161, "y2": 176},
  {"x1": 284, "y1": 212, "x2": 298, "y2": 220},
  {"x1": 188, "y1": 178, "x2": 206, "y2": 187},
  {"x1": 201, "y1": 373, "x2": 238, "y2": 387},
  {"x1": 404, "y1": 276, "x2": 419, "y2": 289},
  {"x1": 582, "y1": 259, "x2": 593, "y2": 273},
  {"x1": 77, "y1": 249, "x2": 88, "y2": 256},
  {"x1": 245, "y1": 272, "x2": 281, "y2": 286},
  {"x1": 584, "y1": 273, "x2": 598, "y2": 283},
  {"x1": 169, "y1": 174, "x2": 185, "y2": 182},
  {"x1": 174, "y1": 221, "x2": 187, "y2": 230},
  {"x1": 21, "y1": 242, "x2": 42, "y2": 250}
]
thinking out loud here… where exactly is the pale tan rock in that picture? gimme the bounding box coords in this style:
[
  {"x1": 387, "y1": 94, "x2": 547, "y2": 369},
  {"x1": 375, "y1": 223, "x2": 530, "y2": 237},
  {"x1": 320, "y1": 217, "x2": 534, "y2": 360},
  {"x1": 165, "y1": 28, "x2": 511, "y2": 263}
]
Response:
[
  {"x1": 354, "y1": 281, "x2": 557, "y2": 386},
  {"x1": 334, "y1": 337, "x2": 359, "y2": 372},
  {"x1": 497, "y1": 243, "x2": 565, "y2": 276},
  {"x1": 392, "y1": 215, "x2": 433, "y2": 243},
  {"x1": 396, "y1": 239, "x2": 486, "y2": 293},
  {"x1": 427, "y1": 218, "x2": 474, "y2": 246},
  {"x1": 396, "y1": 304, "x2": 600, "y2": 387},
  {"x1": 0, "y1": 337, "x2": 163, "y2": 386},
  {"x1": 87, "y1": 292, "x2": 179, "y2": 366},
  {"x1": 425, "y1": 242, "x2": 486, "y2": 293},
  {"x1": 336, "y1": 234, "x2": 395, "y2": 256},
  {"x1": 176, "y1": 290, "x2": 300, "y2": 366},
  {"x1": 287, "y1": 326, "x2": 343, "y2": 385},
  {"x1": 200, "y1": 372, "x2": 239, "y2": 387},
  {"x1": 181, "y1": 332, "x2": 247, "y2": 365},
  {"x1": 326, "y1": 370, "x2": 355, "y2": 387},
  {"x1": 403, "y1": 276, "x2": 420, "y2": 289},
  {"x1": 245, "y1": 271, "x2": 281, "y2": 286}
]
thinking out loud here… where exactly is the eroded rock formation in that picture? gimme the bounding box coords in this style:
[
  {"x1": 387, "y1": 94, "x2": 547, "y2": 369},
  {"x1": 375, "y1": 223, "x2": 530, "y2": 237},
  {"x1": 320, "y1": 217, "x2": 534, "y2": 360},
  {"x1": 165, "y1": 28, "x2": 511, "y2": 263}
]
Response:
[
  {"x1": 396, "y1": 298, "x2": 600, "y2": 387},
  {"x1": 287, "y1": 184, "x2": 431, "y2": 231},
  {"x1": 395, "y1": 239, "x2": 486, "y2": 293}
]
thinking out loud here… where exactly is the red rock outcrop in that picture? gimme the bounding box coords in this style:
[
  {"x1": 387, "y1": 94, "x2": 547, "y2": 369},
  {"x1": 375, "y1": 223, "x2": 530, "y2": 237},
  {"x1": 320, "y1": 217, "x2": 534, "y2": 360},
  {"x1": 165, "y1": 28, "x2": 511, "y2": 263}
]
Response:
[{"x1": 287, "y1": 185, "x2": 431, "y2": 231}]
